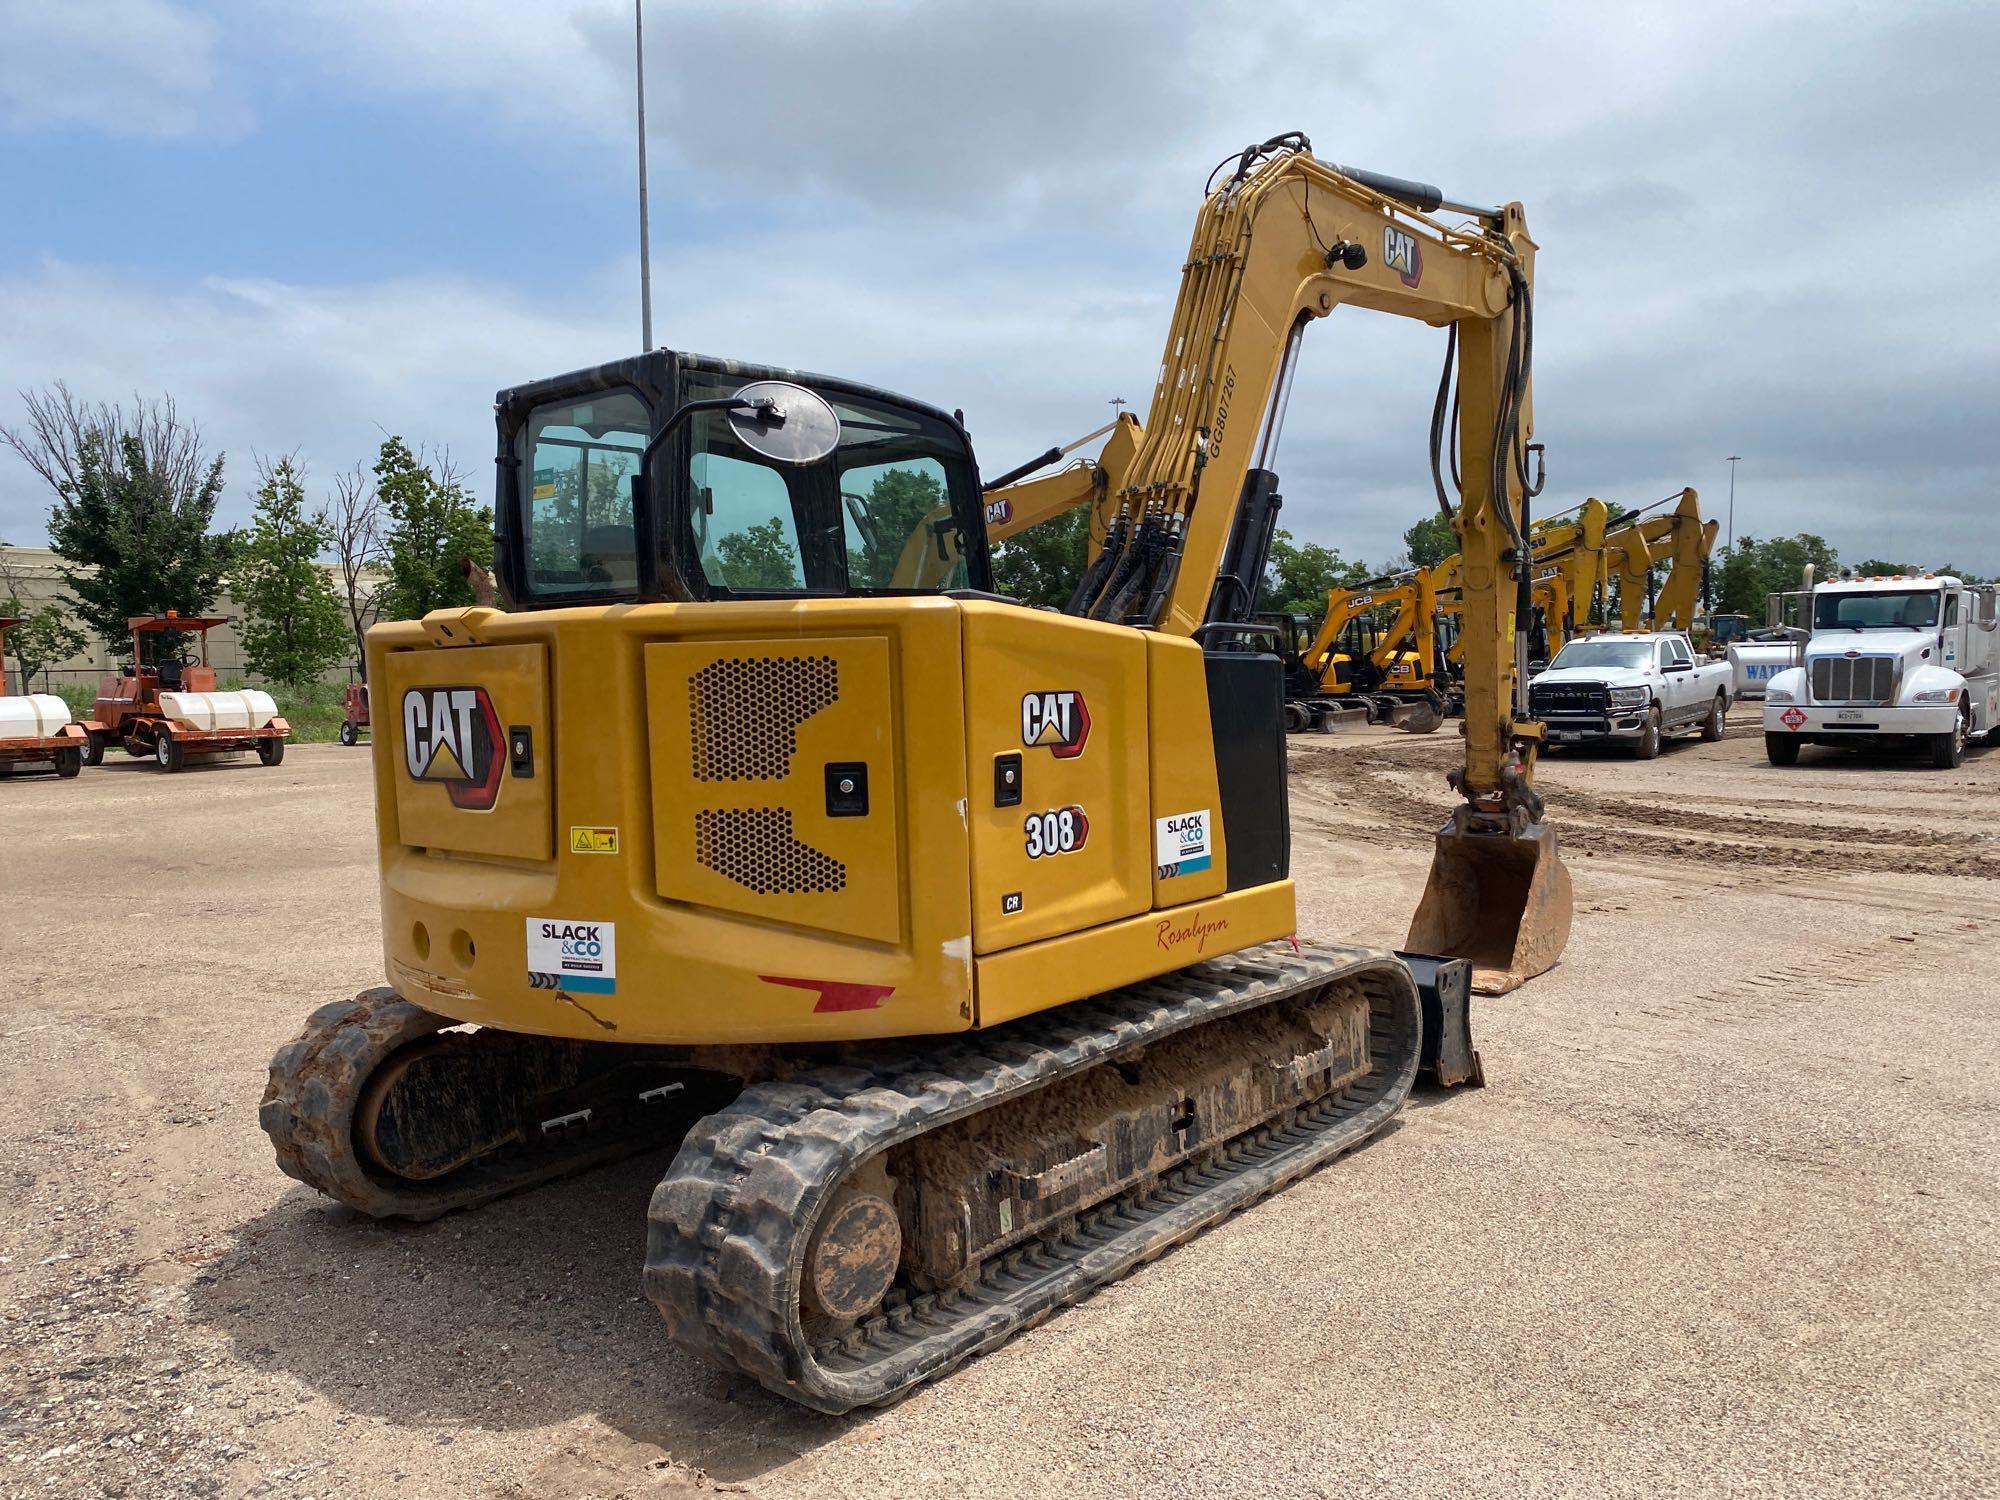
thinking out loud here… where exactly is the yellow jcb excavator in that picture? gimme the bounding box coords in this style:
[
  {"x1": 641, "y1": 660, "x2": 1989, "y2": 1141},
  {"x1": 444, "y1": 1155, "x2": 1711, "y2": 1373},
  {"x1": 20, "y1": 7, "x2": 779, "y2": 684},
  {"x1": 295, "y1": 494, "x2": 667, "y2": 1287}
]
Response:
[
  {"x1": 1278, "y1": 573, "x2": 1448, "y2": 731},
  {"x1": 261, "y1": 134, "x2": 1572, "y2": 1412}
]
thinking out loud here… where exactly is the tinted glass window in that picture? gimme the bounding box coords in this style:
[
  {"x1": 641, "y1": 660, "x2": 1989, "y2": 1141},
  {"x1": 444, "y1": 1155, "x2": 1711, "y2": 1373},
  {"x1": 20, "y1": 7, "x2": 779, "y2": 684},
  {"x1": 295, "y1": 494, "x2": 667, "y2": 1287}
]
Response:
[
  {"x1": 678, "y1": 369, "x2": 975, "y2": 597},
  {"x1": 518, "y1": 389, "x2": 647, "y2": 598},
  {"x1": 1813, "y1": 588, "x2": 1939, "y2": 630},
  {"x1": 841, "y1": 456, "x2": 959, "y2": 589},
  {"x1": 1551, "y1": 639, "x2": 1650, "y2": 670},
  {"x1": 690, "y1": 449, "x2": 805, "y2": 590}
]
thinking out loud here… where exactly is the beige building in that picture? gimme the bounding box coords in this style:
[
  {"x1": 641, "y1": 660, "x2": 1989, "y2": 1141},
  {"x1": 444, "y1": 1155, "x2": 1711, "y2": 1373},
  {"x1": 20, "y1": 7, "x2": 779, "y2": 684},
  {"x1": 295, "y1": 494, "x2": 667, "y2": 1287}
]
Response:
[{"x1": 0, "y1": 544, "x2": 375, "y2": 693}]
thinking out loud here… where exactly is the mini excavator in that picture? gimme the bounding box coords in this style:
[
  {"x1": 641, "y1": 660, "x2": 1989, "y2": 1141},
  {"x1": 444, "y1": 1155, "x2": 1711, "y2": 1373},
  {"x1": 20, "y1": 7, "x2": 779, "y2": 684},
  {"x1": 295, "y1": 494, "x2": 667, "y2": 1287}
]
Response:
[{"x1": 262, "y1": 135, "x2": 1573, "y2": 1412}]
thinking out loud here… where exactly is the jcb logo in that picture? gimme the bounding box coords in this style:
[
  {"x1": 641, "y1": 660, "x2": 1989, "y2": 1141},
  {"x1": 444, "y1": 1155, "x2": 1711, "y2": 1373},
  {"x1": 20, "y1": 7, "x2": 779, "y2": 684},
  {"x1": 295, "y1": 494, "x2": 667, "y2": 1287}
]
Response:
[
  {"x1": 402, "y1": 685, "x2": 503, "y2": 810},
  {"x1": 1021, "y1": 690, "x2": 1090, "y2": 758},
  {"x1": 1383, "y1": 226, "x2": 1422, "y2": 287}
]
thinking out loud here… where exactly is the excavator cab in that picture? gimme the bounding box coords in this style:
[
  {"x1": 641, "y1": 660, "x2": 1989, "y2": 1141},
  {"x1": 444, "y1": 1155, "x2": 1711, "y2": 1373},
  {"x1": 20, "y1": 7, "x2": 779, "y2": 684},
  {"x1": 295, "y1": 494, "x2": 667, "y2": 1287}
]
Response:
[{"x1": 493, "y1": 351, "x2": 992, "y2": 611}]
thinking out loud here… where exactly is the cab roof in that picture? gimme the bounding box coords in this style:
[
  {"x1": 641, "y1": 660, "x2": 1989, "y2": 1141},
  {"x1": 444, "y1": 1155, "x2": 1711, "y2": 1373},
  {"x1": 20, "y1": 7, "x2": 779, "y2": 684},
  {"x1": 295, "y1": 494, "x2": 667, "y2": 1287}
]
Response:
[{"x1": 1818, "y1": 574, "x2": 1962, "y2": 592}]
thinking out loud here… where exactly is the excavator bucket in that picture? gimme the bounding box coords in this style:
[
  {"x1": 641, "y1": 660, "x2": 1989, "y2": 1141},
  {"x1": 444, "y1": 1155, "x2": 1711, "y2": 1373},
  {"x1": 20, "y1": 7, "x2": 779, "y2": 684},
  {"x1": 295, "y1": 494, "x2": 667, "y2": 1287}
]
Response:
[{"x1": 1406, "y1": 819, "x2": 1573, "y2": 995}]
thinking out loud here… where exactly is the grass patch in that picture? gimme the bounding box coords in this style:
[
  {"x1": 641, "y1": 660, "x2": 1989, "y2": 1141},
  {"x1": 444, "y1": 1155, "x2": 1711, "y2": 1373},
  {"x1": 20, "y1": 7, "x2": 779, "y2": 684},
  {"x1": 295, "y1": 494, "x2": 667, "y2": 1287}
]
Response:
[{"x1": 50, "y1": 676, "x2": 357, "y2": 745}]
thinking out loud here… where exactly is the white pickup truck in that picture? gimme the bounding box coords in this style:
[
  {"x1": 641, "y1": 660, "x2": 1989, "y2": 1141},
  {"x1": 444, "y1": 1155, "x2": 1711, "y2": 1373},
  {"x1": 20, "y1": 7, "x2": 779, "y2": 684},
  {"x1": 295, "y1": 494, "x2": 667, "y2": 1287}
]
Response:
[
  {"x1": 1763, "y1": 574, "x2": 1999, "y2": 769},
  {"x1": 1528, "y1": 630, "x2": 1733, "y2": 758}
]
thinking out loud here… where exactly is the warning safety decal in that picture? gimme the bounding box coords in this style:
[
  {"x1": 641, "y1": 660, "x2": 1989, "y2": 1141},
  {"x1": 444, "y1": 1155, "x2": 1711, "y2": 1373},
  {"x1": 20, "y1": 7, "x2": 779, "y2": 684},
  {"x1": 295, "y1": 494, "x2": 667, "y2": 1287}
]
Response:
[
  {"x1": 527, "y1": 918, "x2": 617, "y2": 994},
  {"x1": 1155, "y1": 809, "x2": 1212, "y2": 879}
]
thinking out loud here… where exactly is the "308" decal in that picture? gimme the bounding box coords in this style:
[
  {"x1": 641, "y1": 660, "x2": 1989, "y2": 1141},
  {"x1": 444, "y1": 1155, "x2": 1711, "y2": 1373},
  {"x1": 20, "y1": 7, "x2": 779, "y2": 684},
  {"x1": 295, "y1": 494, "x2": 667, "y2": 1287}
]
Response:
[{"x1": 1024, "y1": 805, "x2": 1090, "y2": 859}]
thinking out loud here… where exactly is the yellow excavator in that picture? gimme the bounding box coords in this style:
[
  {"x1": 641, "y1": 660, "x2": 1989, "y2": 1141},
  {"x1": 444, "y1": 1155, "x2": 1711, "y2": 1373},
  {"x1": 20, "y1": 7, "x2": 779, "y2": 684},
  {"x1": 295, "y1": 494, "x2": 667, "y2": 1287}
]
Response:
[
  {"x1": 1603, "y1": 488, "x2": 1713, "y2": 632},
  {"x1": 1279, "y1": 573, "x2": 1448, "y2": 730},
  {"x1": 1434, "y1": 495, "x2": 1608, "y2": 678},
  {"x1": 261, "y1": 135, "x2": 1572, "y2": 1412}
]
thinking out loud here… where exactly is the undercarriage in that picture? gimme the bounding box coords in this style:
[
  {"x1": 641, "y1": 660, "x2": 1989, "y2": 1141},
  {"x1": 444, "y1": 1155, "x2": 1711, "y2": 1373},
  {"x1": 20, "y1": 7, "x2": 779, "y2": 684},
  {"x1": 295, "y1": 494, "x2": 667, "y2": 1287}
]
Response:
[{"x1": 261, "y1": 942, "x2": 1473, "y2": 1410}]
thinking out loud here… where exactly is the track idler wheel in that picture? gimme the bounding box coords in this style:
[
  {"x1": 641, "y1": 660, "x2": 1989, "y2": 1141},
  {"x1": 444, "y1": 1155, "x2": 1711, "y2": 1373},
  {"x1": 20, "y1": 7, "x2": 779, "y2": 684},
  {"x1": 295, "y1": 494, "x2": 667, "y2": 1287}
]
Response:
[
  {"x1": 1406, "y1": 815, "x2": 1573, "y2": 995},
  {"x1": 803, "y1": 1183, "x2": 903, "y2": 1323}
]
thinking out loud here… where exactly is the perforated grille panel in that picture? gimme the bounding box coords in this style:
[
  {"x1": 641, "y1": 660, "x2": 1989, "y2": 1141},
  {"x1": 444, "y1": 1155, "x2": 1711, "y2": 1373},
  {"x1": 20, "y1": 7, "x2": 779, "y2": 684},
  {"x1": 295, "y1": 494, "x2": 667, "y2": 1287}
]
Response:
[
  {"x1": 688, "y1": 654, "x2": 839, "y2": 782},
  {"x1": 695, "y1": 807, "x2": 847, "y2": 894}
]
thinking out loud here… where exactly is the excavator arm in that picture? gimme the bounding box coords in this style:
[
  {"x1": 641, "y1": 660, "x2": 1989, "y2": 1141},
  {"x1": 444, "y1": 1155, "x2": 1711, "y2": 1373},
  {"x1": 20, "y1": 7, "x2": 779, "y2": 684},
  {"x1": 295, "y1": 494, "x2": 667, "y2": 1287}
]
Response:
[
  {"x1": 910, "y1": 135, "x2": 1568, "y2": 988},
  {"x1": 1077, "y1": 136, "x2": 1566, "y2": 989}
]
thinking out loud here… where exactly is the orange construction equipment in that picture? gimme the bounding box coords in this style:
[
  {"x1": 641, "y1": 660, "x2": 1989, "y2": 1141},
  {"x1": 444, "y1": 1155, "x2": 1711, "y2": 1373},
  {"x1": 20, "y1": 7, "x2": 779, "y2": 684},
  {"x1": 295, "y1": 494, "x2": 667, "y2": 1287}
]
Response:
[
  {"x1": 0, "y1": 617, "x2": 87, "y2": 779},
  {"x1": 81, "y1": 613, "x2": 291, "y2": 772},
  {"x1": 339, "y1": 682, "x2": 371, "y2": 746}
]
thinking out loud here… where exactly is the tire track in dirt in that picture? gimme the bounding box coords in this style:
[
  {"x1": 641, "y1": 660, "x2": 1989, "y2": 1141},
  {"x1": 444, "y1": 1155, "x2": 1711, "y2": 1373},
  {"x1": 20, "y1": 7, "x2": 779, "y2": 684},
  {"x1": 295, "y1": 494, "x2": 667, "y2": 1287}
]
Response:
[{"x1": 1287, "y1": 738, "x2": 2000, "y2": 880}]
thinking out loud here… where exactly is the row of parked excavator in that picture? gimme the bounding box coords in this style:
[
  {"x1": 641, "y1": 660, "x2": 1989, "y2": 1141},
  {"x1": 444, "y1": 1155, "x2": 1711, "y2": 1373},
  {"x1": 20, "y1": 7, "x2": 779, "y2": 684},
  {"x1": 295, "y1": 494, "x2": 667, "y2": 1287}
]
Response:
[
  {"x1": 0, "y1": 612, "x2": 291, "y2": 780},
  {"x1": 1269, "y1": 488, "x2": 1740, "y2": 732}
]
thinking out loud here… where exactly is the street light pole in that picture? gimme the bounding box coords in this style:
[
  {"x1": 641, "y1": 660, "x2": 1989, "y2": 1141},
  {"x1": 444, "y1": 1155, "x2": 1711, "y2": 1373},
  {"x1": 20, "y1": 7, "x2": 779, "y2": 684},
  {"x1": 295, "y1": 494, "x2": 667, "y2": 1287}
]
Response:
[
  {"x1": 1725, "y1": 454, "x2": 1741, "y2": 553},
  {"x1": 634, "y1": 0, "x2": 653, "y2": 350}
]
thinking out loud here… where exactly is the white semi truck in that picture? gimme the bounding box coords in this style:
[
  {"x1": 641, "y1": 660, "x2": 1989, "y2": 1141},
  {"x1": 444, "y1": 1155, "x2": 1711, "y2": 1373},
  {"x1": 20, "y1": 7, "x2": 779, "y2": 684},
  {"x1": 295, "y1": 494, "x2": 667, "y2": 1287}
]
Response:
[{"x1": 1763, "y1": 573, "x2": 1999, "y2": 769}]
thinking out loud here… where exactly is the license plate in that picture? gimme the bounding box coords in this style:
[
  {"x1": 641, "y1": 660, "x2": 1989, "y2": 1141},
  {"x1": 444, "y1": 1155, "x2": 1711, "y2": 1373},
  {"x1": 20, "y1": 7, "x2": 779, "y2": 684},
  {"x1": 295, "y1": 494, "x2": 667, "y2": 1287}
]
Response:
[
  {"x1": 1552, "y1": 731, "x2": 1581, "y2": 741},
  {"x1": 1836, "y1": 710, "x2": 1863, "y2": 722}
]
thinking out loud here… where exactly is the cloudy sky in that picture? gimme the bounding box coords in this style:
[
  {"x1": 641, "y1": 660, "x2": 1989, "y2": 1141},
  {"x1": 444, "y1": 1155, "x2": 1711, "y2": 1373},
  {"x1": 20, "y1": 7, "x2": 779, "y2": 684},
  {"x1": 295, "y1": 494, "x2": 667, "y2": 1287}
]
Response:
[{"x1": 1, "y1": 0, "x2": 1993, "y2": 575}]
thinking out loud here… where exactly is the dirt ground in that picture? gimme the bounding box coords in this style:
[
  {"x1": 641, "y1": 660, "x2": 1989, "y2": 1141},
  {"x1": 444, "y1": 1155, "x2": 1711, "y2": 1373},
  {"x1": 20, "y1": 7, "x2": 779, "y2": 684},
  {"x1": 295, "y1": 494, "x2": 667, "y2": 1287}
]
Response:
[{"x1": 2, "y1": 713, "x2": 1995, "y2": 1499}]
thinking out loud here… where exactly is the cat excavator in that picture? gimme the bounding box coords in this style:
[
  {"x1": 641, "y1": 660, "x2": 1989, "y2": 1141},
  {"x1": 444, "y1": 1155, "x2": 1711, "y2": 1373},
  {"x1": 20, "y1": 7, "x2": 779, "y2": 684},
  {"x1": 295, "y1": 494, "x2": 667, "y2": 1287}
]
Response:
[{"x1": 261, "y1": 135, "x2": 1572, "y2": 1412}]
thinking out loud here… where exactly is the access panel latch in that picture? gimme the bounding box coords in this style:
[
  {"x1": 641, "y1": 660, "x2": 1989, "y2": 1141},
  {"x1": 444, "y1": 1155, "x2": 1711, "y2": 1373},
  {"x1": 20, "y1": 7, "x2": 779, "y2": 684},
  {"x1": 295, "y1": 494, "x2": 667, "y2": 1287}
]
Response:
[{"x1": 824, "y1": 761, "x2": 869, "y2": 817}]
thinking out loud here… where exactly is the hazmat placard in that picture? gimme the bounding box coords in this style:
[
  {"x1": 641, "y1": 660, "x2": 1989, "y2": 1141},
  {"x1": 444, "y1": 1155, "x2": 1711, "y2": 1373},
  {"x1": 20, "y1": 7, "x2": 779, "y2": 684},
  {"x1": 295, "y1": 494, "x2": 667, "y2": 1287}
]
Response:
[
  {"x1": 527, "y1": 918, "x2": 616, "y2": 994},
  {"x1": 569, "y1": 825, "x2": 619, "y2": 855},
  {"x1": 1154, "y1": 809, "x2": 1212, "y2": 878}
]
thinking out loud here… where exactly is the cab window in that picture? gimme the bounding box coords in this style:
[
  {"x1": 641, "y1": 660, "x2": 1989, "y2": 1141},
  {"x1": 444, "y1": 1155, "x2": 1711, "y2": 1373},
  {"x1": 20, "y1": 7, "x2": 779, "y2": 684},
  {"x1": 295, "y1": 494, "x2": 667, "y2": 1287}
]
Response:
[
  {"x1": 677, "y1": 369, "x2": 976, "y2": 598},
  {"x1": 692, "y1": 450, "x2": 806, "y2": 590},
  {"x1": 518, "y1": 389, "x2": 648, "y2": 598},
  {"x1": 841, "y1": 456, "x2": 959, "y2": 590}
]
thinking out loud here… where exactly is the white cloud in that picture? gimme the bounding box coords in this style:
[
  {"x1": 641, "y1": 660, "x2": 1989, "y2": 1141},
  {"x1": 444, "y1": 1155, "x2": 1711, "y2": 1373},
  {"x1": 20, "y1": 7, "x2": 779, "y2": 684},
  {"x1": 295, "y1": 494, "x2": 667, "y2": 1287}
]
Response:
[
  {"x1": 3, "y1": 0, "x2": 1996, "y2": 577},
  {"x1": 0, "y1": 0, "x2": 243, "y2": 138}
]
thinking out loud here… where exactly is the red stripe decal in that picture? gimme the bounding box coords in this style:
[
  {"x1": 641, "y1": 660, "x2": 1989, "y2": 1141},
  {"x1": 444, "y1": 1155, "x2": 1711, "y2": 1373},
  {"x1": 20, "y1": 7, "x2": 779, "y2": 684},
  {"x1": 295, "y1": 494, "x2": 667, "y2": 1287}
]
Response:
[{"x1": 760, "y1": 976, "x2": 896, "y2": 1013}]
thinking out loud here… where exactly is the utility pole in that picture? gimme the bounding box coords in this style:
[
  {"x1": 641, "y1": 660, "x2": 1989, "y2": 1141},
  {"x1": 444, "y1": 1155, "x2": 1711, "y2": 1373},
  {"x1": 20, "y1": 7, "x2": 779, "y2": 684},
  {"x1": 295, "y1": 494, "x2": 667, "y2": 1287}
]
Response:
[
  {"x1": 634, "y1": 0, "x2": 653, "y2": 350},
  {"x1": 1725, "y1": 454, "x2": 1741, "y2": 553}
]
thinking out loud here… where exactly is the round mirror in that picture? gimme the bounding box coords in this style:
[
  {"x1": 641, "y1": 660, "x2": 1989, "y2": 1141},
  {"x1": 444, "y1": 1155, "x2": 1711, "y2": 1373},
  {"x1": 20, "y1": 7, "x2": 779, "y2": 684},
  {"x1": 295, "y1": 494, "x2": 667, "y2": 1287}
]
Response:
[{"x1": 727, "y1": 381, "x2": 841, "y2": 466}]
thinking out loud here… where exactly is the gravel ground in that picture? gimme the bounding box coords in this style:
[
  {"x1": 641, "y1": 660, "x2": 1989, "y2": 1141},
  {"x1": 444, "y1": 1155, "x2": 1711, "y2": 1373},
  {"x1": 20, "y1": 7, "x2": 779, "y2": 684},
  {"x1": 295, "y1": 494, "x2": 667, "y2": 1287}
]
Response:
[{"x1": 1, "y1": 713, "x2": 1995, "y2": 1499}]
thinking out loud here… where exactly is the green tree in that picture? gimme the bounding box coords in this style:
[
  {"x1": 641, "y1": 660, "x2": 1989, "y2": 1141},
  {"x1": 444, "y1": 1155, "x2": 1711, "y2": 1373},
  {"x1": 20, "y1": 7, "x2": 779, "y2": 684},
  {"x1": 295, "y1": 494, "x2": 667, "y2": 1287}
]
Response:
[
  {"x1": 1402, "y1": 512, "x2": 1457, "y2": 569},
  {"x1": 715, "y1": 517, "x2": 802, "y2": 589},
  {"x1": 991, "y1": 507, "x2": 1090, "y2": 609},
  {"x1": 1262, "y1": 527, "x2": 1369, "y2": 617},
  {"x1": 236, "y1": 457, "x2": 350, "y2": 687},
  {"x1": 1715, "y1": 534, "x2": 1840, "y2": 619},
  {"x1": 38, "y1": 430, "x2": 236, "y2": 644},
  {"x1": 375, "y1": 437, "x2": 493, "y2": 622},
  {"x1": 0, "y1": 601, "x2": 86, "y2": 692}
]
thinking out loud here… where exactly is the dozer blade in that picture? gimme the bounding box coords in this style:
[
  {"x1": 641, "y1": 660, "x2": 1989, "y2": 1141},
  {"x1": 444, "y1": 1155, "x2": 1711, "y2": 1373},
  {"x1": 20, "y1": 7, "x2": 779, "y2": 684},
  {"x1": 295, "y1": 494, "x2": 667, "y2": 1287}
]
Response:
[{"x1": 1406, "y1": 818, "x2": 1573, "y2": 995}]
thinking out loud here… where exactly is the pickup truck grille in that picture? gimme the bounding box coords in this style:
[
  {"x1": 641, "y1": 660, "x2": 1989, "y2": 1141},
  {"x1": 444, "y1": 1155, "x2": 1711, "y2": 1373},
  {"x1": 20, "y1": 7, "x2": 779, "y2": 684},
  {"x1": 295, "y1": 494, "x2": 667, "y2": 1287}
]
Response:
[
  {"x1": 1529, "y1": 682, "x2": 1608, "y2": 715},
  {"x1": 1810, "y1": 655, "x2": 1895, "y2": 705}
]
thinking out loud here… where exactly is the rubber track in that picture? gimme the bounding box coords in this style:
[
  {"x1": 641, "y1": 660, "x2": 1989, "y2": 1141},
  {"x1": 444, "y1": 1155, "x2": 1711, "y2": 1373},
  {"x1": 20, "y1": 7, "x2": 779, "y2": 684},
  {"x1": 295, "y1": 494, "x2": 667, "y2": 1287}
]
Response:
[
  {"x1": 260, "y1": 987, "x2": 678, "y2": 1222},
  {"x1": 642, "y1": 941, "x2": 1421, "y2": 1412}
]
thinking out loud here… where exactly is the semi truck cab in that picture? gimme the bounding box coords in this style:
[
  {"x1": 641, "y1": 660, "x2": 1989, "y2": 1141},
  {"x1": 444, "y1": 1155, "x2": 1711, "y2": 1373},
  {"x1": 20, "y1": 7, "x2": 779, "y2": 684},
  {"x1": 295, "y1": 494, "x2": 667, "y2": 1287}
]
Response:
[{"x1": 1762, "y1": 575, "x2": 2000, "y2": 769}]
